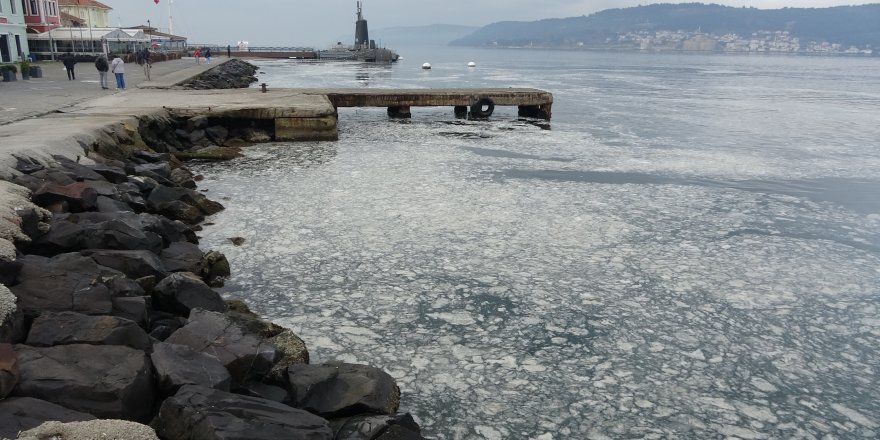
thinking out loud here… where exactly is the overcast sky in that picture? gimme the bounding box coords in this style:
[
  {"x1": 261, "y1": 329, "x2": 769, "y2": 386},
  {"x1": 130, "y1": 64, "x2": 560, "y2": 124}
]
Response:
[{"x1": 106, "y1": 0, "x2": 870, "y2": 47}]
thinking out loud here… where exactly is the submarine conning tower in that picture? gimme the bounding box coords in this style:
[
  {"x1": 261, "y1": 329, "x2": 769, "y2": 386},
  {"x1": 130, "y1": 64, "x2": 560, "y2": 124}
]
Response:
[{"x1": 355, "y1": 1, "x2": 370, "y2": 49}]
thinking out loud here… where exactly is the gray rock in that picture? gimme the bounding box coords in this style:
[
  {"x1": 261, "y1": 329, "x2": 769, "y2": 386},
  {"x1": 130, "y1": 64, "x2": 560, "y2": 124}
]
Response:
[
  {"x1": 159, "y1": 241, "x2": 204, "y2": 274},
  {"x1": 26, "y1": 311, "x2": 152, "y2": 351},
  {"x1": 0, "y1": 343, "x2": 19, "y2": 399},
  {"x1": 10, "y1": 254, "x2": 118, "y2": 316},
  {"x1": 205, "y1": 125, "x2": 229, "y2": 144},
  {"x1": 134, "y1": 163, "x2": 172, "y2": 180},
  {"x1": 153, "y1": 272, "x2": 226, "y2": 316},
  {"x1": 288, "y1": 362, "x2": 401, "y2": 418},
  {"x1": 0, "y1": 397, "x2": 96, "y2": 440},
  {"x1": 151, "y1": 342, "x2": 231, "y2": 395},
  {"x1": 29, "y1": 212, "x2": 164, "y2": 256},
  {"x1": 112, "y1": 296, "x2": 151, "y2": 326},
  {"x1": 96, "y1": 195, "x2": 134, "y2": 213},
  {"x1": 152, "y1": 385, "x2": 332, "y2": 440},
  {"x1": 165, "y1": 309, "x2": 278, "y2": 383},
  {"x1": 11, "y1": 344, "x2": 155, "y2": 422},
  {"x1": 330, "y1": 413, "x2": 425, "y2": 440},
  {"x1": 31, "y1": 182, "x2": 98, "y2": 213},
  {"x1": 81, "y1": 249, "x2": 168, "y2": 280}
]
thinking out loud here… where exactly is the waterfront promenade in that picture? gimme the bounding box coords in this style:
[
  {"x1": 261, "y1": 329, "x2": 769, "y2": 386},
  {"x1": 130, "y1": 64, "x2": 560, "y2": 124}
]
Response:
[{"x1": 0, "y1": 58, "x2": 216, "y2": 126}]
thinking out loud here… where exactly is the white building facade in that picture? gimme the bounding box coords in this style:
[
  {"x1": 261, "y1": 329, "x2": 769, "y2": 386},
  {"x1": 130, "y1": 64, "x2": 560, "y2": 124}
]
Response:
[{"x1": 0, "y1": 0, "x2": 30, "y2": 62}]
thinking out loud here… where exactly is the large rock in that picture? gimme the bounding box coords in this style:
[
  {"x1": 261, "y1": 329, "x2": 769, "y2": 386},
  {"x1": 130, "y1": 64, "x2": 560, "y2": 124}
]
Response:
[
  {"x1": 1, "y1": 284, "x2": 25, "y2": 343},
  {"x1": 16, "y1": 419, "x2": 160, "y2": 440},
  {"x1": 159, "y1": 241, "x2": 204, "y2": 273},
  {"x1": 26, "y1": 311, "x2": 152, "y2": 351},
  {"x1": 112, "y1": 296, "x2": 151, "y2": 326},
  {"x1": 11, "y1": 344, "x2": 155, "y2": 422},
  {"x1": 10, "y1": 254, "x2": 119, "y2": 316},
  {"x1": 81, "y1": 249, "x2": 168, "y2": 280},
  {"x1": 0, "y1": 343, "x2": 19, "y2": 399},
  {"x1": 137, "y1": 213, "x2": 197, "y2": 246},
  {"x1": 165, "y1": 309, "x2": 278, "y2": 382},
  {"x1": 29, "y1": 212, "x2": 163, "y2": 256},
  {"x1": 153, "y1": 272, "x2": 226, "y2": 316},
  {"x1": 330, "y1": 413, "x2": 426, "y2": 440},
  {"x1": 152, "y1": 385, "x2": 332, "y2": 440},
  {"x1": 0, "y1": 397, "x2": 96, "y2": 440},
  {"x1": 146, "y1": 185, "x2": 224, "y2": 224},
  {"x1": 31, "y1": 183, "x2": 98, "y2": 213},
  {"x1": 287, "y1": 362, "x2": 401, "y2": 418},
  {"x1": 266, "y1": 330, "x2": 309, "y2": 384},
  {"x1": 151, "y1": 342, "x2": 231, "y2": 395}
]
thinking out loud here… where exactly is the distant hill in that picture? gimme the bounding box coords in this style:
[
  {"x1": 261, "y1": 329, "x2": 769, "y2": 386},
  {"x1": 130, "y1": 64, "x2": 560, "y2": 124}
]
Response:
[
  {"x1": 450, "y1": 3, "x2": 880, "y2": 49},
  {"x1": 373, "y1": 24, "x2": 481, "y2": 47}
]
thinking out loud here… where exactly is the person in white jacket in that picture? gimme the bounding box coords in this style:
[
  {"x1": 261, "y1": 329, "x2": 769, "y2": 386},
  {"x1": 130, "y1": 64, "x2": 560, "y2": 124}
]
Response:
[{"x1": 110, "y1": 54, "x2": 126, "y2": 90}]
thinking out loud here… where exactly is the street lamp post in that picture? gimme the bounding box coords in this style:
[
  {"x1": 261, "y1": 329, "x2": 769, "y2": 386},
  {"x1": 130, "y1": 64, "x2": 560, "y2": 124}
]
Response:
[{"x1": 43, "y1": 0, "x2": 56, "y2": 60}]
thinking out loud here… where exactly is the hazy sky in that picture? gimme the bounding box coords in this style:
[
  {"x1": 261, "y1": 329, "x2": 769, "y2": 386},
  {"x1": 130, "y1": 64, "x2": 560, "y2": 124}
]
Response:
[{"x1": 106, "y1": 1, "x2": 870, "y2": 47}]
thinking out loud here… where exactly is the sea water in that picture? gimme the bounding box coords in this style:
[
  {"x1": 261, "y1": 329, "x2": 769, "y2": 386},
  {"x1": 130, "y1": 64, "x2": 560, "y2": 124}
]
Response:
[{"x1": 191, "y1": 47, "x2": 880, "y2": 439}]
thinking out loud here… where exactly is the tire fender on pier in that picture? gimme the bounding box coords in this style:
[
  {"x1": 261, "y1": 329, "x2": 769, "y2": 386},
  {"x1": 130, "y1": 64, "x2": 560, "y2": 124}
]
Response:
[{"x1": 470, "y1": 98, "x2": 495, "y2": 119}]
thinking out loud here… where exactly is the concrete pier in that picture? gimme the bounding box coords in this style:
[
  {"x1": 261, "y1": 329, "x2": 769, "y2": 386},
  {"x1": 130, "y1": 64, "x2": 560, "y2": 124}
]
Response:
[{"x1": 298, "y1": 88, "x2": 553, "y2": 120}]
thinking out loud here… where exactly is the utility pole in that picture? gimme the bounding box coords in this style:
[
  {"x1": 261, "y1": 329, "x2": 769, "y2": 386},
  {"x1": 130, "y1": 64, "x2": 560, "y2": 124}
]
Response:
[
  {"x1": 43, "y1": 0, "x2": 56, "y2": 60},
  {"x1": 168, "y1": 0, "x2": 174, "y2": 35}
]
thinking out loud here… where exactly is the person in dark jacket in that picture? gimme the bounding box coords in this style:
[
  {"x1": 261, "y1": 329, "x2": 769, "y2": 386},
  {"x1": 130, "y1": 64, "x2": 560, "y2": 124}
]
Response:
[
  {"x1": 61, "y1": 51, "x2": 77, "y2": 80},
  {"x1": 94, "y1": 54, "x2": 109, "y2": 89}
]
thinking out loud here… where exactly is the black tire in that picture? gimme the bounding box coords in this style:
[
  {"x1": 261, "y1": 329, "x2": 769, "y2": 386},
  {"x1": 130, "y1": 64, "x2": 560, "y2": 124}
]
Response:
[{"x1": 470, "y1": 97, "x2": 495, "y2": 118}]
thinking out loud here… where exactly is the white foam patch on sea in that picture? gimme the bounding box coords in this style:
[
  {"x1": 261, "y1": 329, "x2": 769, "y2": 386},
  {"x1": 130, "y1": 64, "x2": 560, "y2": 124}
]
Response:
[{"x1": 192, "y1": 95, "x2": 880, "y2": 437}]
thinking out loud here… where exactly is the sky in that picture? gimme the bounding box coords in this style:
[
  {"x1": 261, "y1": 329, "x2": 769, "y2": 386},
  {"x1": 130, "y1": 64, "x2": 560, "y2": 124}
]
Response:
[{"x1": 105, "y1": 0, "x2": 872, "y2": 47}]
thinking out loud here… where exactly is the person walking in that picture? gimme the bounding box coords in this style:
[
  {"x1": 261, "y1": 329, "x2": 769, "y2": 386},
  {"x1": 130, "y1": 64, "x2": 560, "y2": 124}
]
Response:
[
  {"x1": 110, "y1": 54, "x2": 126, "y2": 90},
  {"x1": 61, "y1": 51, "x2": 77, "y2": 80},
  {"x1": 193, "y1": 48, "x2": 201, "y2": 65},
  {"x1": 141, "y1": 47, "x2": 152, "y2": 81},
  {"x1": 204, "y1": 47, "x2": 212, "y2": 64},
  {"x1": 94, "y1": 54, "x2": 109, "y2": 89}
]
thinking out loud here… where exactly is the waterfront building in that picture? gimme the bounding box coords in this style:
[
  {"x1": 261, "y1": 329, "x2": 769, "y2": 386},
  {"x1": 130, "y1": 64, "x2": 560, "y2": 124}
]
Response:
[
  {"x1": 27, "y1": 26, "x2": 149, "y2": 56},
  {"x1": 0, "y1": 0, "x2": 30, "y2": 62},
  {"x1": 56, "y1": 0, "x2": 109, "y2": 27},
  {"x1": 130, "y1": 25, "x2": 187, "y2": 52},
  {"x1": 21, "y1": 0, "x2": 60, "y2": 33}
]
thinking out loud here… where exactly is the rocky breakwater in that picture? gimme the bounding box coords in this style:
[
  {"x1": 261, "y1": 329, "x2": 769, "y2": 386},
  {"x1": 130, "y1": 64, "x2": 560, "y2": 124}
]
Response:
[
  {"x1": 0, "y1": 132, "x2": 425, "y2": 437},
  {"x1": 177, "y1": 59, "x2": 259, "y2": 90}
]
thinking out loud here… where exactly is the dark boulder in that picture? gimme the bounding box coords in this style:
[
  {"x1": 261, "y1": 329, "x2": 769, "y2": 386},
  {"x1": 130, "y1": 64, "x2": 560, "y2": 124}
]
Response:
[
  {"x1": 10, "y1": 253, "x2": 118, "y2": 315},
  {"x1": 151, "y1": 342, "x2": 231, "y2": 395},
  {"x1": 267, "y1": 329, "x2": 309, "y2": 384},
  {"x1": 31, "y1": 182, "x2": 98, "y2": 212},
  {"x1": 202, "y1": 250, "x2": 230, "y2": 286},
  {"x1": 96, "y1": 195, "x2": 134, "y2": 213},
  {"x1": 11, "y1": 344, "x2": 155, "y2": 422},
  {"x1": 152, "y1": 385, "x2": 332, "y2": 440},
  {"x1": 26, "y1": 311, "x2": 152, "y2": 351},
  {"x1": 0, "y1": 343, "x2": 19, "y2": 399},
  {"x1": 287, "y1": 362, "x2": 401, "y2": 418},
  {"x1": 138, "y1": 213, "x2": 197, "y2": 246},
  {"x1": 0, "y1": 397, "x2": 96, "y2": 440},
  {"x1": 165, "y1": 309, "x2": 278, "y2": 383},
  {"x1": 112, "y1": 296, "x2": 151, "y2": 326},
  {"x1": 54, "y1": 155, "x2": 106, "y2": 181},
  {"x1": 89, "y1": 164, "x2": 128, "y2": 183},
  {"x1": 169, "y1": 167, "x2": 197, "y2": 189},
  {"x1": 205, "y1": 125, "x2": 229, "y2": 144},
  {"x1": 159, "y1": 241, "x2": 204, "y2": 274},
  {"x1": 132, "y1": 151, "x2": 172, "y2": 163},
  {"x1": 104, "y1": 275, "x2": 147, "y2": 297},
  {"x1": 29, "y1": 212, "x2": 163, "y2": 256},
  {"x1": 12, "y1": 207, "x2": 51, "y2": 242},
  {"x1": 14, "y1": 156, "x2": 44, "y2": 174},
  {"x1": 235, "y1": 381, "x2": 289, "y2": 403},
  {"x1": 147, "y1": 185, "x2": 224, "y2": 217},
  {"x1": 153, "y1": 272, "x2": 226, "y2": 316},
  {"x1": 82, "y1": 249, "x2": 168, "y2": 280},
  {"x1": 134, "y1": 162, "x2": 172, "y2": 180},
  {"x1": 330, "y1": 413, "x2": 426, "y2": 440}
]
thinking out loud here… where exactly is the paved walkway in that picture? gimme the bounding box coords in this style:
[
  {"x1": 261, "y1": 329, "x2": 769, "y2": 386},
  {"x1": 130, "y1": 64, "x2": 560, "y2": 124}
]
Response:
[{"x1": 0, "y1": 57, "x2": 225, "y2": 126}]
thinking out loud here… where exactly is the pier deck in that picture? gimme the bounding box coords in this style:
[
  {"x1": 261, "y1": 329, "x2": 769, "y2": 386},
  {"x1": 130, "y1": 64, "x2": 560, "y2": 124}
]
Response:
[{"x1": 296, "y1": 88, "x2": 553, "y2": 120}]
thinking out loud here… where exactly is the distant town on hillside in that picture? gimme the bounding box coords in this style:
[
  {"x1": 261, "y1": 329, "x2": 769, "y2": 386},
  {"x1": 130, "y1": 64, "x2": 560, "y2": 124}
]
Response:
[{"x1": 450, "y1": 3, "x2": 880, "y2": 55}]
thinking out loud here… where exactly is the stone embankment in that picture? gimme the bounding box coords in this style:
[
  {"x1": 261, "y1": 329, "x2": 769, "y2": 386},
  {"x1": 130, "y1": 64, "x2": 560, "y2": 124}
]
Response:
[{"x1": 0, "y1": 61, "x2": 426, "y2": 439}]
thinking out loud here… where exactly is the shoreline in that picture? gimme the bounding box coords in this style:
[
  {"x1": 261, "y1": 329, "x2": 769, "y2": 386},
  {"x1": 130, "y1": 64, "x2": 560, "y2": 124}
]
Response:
[{"x1": 0, "y1": 60, "x2": 426, "y2": 439}]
